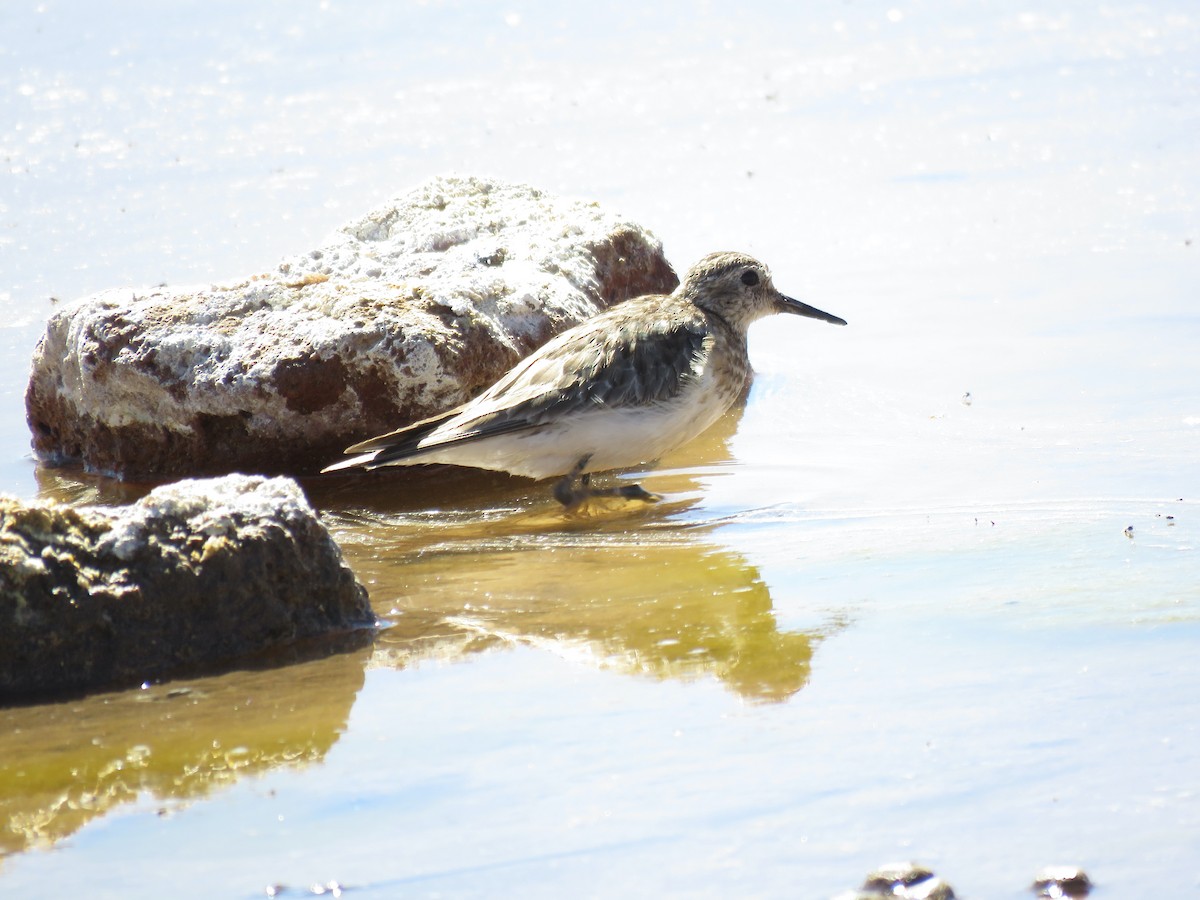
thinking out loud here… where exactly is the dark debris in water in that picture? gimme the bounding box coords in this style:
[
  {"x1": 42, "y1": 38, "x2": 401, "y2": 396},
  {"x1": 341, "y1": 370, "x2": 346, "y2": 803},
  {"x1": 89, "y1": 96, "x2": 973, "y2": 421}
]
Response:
[
  {"x1": 1032, "y1": 865, "x2": 1093, "y2": 898},
  {"x1": 837, "y1": 861, "x2": 956, "y2": 899},
  {"x1": 835, "y1": 863, "x2": 1093, "y2": 900},
  {"x1": 263, "y1": 882, "x2": 347, "y2": 898}
]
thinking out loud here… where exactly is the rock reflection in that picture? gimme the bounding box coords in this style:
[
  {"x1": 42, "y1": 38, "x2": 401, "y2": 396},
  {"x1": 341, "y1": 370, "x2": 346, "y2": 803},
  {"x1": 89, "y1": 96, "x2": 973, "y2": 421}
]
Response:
[
  {"x1": 0, "y1": 640, "x2": 369, "y2": 858},
  {"x1": 34, "y1": 463, "x2": 154, "y2": 507}
]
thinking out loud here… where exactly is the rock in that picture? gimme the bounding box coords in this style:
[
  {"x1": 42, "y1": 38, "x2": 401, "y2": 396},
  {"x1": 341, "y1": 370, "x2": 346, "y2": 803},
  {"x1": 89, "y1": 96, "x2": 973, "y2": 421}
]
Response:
[
  {"x1": 1032, "y1": 865, "x2": 1092, "y2": 897},
  {"x1": 0, "y1": 475, "x2": 374, "y2": 703},
  {"x1": 26, "y1": 175, "x2": 678, "y2": 480},
  {"x1": 833, "y1": 862, "x2": 957, "y2": 900}
]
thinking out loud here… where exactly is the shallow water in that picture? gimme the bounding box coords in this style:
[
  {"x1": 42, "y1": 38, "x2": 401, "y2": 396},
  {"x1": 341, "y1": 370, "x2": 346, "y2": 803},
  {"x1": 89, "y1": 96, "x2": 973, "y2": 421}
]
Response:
[{"x1": 2, "y1": 1, "x2": 1199, "y2": 897}]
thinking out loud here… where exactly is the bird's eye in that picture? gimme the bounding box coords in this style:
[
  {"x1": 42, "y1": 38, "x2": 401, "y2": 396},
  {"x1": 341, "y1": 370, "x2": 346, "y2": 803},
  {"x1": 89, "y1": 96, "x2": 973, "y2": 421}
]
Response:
[{"x1": 740, "y1": 270, "x2": 759, "y2": 287}]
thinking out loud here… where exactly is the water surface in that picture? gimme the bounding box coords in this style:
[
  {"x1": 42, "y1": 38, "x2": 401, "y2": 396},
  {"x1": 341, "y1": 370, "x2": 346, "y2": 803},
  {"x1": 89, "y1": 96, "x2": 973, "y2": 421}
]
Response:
[{"x1": 1, "y1": 1, "x2": 1198, "y2": 897}]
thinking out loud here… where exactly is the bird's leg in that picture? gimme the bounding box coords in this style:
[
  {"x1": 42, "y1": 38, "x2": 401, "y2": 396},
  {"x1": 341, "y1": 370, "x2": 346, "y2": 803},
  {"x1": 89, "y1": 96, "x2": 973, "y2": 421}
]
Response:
[{"x1": 553, "y1": 454, "x2": 593, "y2": 508}]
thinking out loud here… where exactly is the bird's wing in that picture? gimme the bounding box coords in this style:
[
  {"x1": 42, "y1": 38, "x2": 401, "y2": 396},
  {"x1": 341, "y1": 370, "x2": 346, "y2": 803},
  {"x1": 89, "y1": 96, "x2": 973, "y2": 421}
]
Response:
[
  {"x1": 345, "y1": 302, "x2": 711, "y2": 466},
  {"x1": 475, "y1": 311, "x2": 712, "y2": 424},
  {"x1": 341, "y1": 405, "x2": 463, "y2": 456}
]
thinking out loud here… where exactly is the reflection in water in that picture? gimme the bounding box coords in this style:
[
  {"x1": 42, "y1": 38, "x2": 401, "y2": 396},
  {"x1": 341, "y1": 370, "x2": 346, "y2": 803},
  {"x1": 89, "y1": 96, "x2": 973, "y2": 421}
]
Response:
[
  {"x1": 0, "y1": 641, "x2": 369, "y2": 859},
  {"x1": 316, "y1": 405, "x2": 844, "y2": 704},
  {"x1": 34, "y1": 463, "x2": 156, "y2": 507},
  {"x1": 6, "y1": 402, "x2": 842, "y2": 863},
  {"x1": 368, "y1": 535, "x2": 837, "y2": 704}
]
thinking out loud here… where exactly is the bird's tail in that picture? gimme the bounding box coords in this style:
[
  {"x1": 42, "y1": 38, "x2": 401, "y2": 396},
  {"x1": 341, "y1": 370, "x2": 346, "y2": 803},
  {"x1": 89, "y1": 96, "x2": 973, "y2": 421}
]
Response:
[
  {"x1": 320, "y1": 451, "x2": 381, "y2": 474},
  {"x1": 320, "y1": 407, "x2": 460, "y2": 474}
]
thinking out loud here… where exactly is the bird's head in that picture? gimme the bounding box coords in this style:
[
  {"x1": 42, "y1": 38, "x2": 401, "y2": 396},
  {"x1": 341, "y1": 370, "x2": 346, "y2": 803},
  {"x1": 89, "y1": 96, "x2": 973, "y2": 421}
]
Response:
[{"x1": 680, "y1": 251, "x2": 846, "y2": 333}]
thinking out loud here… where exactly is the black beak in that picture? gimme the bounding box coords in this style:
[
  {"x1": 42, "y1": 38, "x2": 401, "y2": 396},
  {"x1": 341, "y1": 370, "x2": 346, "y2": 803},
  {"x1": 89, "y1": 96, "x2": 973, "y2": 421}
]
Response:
[{"x1": 777, "y1": 293, "x2": 847, "y2": 326}]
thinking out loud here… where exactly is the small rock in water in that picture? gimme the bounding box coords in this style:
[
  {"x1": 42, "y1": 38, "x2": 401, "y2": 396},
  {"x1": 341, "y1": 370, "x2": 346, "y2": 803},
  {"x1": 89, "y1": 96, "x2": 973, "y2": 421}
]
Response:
[
  {"x1": 835, "y1": 861, "x2": 956, "y2": 899},
  {"x1": 1031, "y1": 865, "x2": 1092, "y2": 898},
  {"x1": 309, "y1": 882, "x2": 344, "y2": 897}
]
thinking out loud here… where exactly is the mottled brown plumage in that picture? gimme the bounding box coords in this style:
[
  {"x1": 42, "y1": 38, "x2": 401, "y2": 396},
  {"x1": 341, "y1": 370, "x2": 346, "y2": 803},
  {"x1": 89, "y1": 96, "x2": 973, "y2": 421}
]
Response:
[{"x1": 323, "y1": 252, "x2": 846, "y2": 504}]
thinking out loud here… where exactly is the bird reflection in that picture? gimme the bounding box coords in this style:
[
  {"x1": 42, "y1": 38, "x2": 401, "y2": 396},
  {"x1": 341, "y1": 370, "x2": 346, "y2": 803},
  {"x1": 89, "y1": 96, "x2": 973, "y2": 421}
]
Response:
[
  {"x1": 374, "y1": 537, "x2": 832, "y2": 704},
  {"x1": 330, "y1": 402, "x2": 842, "y2": 704}
]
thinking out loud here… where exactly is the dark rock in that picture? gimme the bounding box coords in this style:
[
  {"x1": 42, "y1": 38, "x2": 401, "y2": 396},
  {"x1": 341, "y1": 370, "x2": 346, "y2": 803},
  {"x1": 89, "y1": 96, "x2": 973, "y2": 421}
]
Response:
[
  {"x1": 0, "y1": 475, "x2": 374, "y2": 703},
  {"x1": 1032, "y1": 865, "x2": 1092, "y2": 897},
  {"x1": 26, "y1": 175, "x2": 678, "y2": 480},
  {"x1": 837, "y1": 862, "x2": 956, "y2": 900}
]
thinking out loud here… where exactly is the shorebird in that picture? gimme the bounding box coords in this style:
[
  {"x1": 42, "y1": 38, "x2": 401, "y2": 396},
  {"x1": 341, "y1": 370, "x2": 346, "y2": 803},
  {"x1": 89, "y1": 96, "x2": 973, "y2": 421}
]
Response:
[{"x1": 322, "y1": 251, "x2": 846, "y2": 506}]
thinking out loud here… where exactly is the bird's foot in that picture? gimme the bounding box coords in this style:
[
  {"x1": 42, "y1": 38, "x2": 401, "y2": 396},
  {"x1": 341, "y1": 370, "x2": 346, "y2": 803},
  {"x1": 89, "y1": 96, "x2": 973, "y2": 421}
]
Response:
[
  {"x1": 553, "y1": 455, "x2": 661, "y2": 509},
  {"x1": 586, "y1": 483, "x2": 662, "y2": 503},
  {"x1": 620, "y1": 483, "x2": 662, "y2": 502}
]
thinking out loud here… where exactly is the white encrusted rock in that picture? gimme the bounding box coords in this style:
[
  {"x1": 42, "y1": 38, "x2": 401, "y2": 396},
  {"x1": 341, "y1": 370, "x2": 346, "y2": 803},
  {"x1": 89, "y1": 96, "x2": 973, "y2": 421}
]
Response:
[
  {"x1": 0, "y1": 474, "x2": 374, "y2": 702},
  {"x1": 25, "y1": 175, "x2": 678, "y2": 480}
]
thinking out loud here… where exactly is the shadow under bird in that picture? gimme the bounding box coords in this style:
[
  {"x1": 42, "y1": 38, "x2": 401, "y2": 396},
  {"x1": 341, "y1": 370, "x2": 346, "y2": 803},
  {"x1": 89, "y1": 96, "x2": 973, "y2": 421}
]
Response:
[{"x1": 322, "y1": 251, "x2": 847, "y2": 506}]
